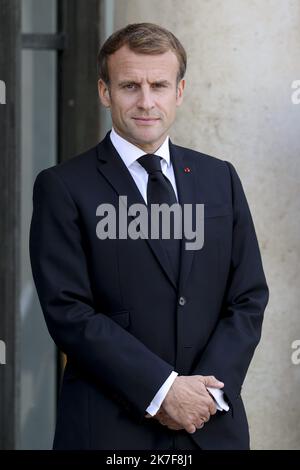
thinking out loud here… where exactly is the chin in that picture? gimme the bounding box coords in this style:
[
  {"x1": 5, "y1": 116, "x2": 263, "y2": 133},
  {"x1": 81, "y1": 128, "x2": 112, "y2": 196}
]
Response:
[{"x1": 132, "y1": 129, "x2": 162, "y2": 143}]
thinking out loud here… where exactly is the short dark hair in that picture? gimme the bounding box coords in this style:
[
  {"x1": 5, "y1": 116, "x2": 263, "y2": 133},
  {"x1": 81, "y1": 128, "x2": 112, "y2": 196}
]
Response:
[{"x1": 97, "y1": 23, "x2": 187, "y2": 84}]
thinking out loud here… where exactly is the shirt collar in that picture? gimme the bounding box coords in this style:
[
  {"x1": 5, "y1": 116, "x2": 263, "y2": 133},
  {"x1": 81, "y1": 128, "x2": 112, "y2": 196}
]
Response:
[{"x1": 110, "y1": 127, "x2": 171, "y2": 168}]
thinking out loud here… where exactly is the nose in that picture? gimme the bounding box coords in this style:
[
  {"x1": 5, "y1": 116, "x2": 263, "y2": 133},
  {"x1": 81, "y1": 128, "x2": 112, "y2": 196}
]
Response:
[{"x1": 136, "y1": 86, "x2": 155, "y2": 111}]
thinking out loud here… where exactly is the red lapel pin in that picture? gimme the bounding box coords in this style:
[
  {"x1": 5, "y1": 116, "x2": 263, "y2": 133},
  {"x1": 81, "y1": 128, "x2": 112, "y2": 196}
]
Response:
[{"x1": 184, "y1": 167, "x2": 191, "y2": 173}]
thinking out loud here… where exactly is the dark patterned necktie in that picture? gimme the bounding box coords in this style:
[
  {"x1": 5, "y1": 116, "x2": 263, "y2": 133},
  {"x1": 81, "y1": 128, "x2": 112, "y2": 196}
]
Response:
[{"x1": 138, "y1": 154, "x2": 181, "y2": 283}]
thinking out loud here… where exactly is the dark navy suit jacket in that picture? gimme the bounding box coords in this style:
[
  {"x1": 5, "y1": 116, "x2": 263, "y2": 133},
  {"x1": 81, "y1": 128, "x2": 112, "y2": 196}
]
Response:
[{"x1": 29, "y1": 132, "x2": 269, "y2": 449}]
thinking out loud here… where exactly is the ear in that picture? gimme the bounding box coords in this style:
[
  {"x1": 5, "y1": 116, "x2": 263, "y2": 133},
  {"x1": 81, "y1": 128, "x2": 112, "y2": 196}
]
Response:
[
  {"x1": 98, "y1": 79, "x2": 111, "y2": 108},
  {"x1": 176, "y1": 79, "x2": 185, "y2": 106}
]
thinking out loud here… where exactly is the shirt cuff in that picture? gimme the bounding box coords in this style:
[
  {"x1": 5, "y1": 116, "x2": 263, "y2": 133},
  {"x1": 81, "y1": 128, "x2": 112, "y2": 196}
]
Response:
[
  {"x1": 207, "y1": 387, "x2": 230, "y2": 411},
  {"x1": 146, "y1": 371, "x2": 178, "y2": 416}
]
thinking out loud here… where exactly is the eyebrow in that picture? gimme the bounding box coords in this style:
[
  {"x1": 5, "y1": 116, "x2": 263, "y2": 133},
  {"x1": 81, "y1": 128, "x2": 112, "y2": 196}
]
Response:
[{"x1": 117, "y1": 79, "x2": 171, "y2": 88}]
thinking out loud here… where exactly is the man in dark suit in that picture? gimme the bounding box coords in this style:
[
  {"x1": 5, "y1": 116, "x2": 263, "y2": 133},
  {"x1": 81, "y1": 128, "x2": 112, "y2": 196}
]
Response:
[{"x1": 29, "y1": 23, "x2": 269, "y2": 450}]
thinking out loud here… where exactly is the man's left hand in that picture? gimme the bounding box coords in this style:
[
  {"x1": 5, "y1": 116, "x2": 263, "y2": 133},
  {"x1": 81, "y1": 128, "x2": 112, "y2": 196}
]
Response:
[{"x1": 145, "y1": 409, "x2": 184, "y2": 430}]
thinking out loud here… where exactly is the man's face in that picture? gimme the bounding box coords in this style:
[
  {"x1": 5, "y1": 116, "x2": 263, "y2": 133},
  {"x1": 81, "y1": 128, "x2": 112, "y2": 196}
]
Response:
[{"x1": 98, "y1": 45, "x2": 185, "y2": 153}]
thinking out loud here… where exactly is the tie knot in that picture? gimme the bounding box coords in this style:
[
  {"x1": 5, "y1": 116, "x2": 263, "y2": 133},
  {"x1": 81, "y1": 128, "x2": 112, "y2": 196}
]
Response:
[{"x1": 138, "y1": 154, "x2": 162, "y2": 175}]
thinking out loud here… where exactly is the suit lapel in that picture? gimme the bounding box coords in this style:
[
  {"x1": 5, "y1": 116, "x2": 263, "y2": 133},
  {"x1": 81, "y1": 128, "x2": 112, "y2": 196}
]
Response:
[
  {"x1": 96, "y1": 133, "x2": 178, "y2": 290},
  {"x1": 169, "y1": 140, "x2": 198, "y2": 291}
]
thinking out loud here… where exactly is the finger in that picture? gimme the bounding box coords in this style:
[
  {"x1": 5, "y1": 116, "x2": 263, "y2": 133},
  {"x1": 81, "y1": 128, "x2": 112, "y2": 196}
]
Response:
[
  {"x1": 202, "y1": 375, "x2": 224, "y2": 388},
  {"x1": 194, "y1": 415, "x2": 206, "y2": 428},
  {"x1": 155, "y1": 415, "x2": 167, "y2": 425},
  {"x1": 194, "y1": 414, "x2": 206, "y2": 428},
  {"x1": 197, "y1": 408, "x2": 210, "y2": 422},
  {"x1": 206, "y1": 396, "x2": 217, "y2": 415},
  {"x1": 164, "y1": 418, "x2": 182, "y2": 428},
  {"x1": 185, "y1": 423, "x2": 196, "y2": 434},
  {"x1": 166, "y1": 421, "x2": 183, "y2": 430},
  {"x1": 158, "y1": 411, "x2": 182, "y2": 426},
  {"x1": 160, "y1": 419, "x2": 182, "y2": 430}
]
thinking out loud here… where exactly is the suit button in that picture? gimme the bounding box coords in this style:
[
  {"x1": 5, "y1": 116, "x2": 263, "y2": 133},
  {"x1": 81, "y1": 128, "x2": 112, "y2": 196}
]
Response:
[{"x1": 178, "y1": 296, "x2": 186, "y2": 306}]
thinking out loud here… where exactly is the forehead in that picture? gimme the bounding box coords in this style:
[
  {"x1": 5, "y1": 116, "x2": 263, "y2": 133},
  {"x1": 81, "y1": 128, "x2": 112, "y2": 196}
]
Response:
[{"x1": 107, "y1": 45, "x2": 179, "y2": 82}]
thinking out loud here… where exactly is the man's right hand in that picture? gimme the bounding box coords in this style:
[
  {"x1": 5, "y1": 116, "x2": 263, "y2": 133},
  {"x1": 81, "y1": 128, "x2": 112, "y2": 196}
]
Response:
[{"x1": 161, "y1": 375, "x2": 224, "y2": 434}]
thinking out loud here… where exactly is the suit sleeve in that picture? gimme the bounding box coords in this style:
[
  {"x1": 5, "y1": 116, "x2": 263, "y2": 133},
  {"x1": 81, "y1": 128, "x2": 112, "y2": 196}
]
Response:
[
  {"x1": 29, "y1": 168, "x2": 173, "y2": 420},
  {"x1": 192, "y1": 161, "x2": 269, "y2": 408}
]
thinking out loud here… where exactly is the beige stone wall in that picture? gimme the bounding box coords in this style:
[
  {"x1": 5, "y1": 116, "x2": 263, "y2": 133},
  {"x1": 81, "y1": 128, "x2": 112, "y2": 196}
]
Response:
[{"x1": 112, "y1": 0, "x2": 300, "y2": 449}]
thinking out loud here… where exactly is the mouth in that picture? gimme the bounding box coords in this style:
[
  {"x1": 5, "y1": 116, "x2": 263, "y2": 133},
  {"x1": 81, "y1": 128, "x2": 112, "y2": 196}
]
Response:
[{"x1": 132, "y1": 117, "x2": 160, "y2": 125}]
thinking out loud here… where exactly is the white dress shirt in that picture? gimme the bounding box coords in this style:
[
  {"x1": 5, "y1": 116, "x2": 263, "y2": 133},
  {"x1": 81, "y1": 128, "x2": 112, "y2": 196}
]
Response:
[
  {"x1": 110, "y1": 127, "x2": 178, "y2": 204},
  {"x1": 110, "y1": 127, "x2": 229, "y2": 415}
]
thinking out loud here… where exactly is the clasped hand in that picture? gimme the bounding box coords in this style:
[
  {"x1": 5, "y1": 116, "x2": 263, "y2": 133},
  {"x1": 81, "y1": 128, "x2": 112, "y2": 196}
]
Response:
[{"x1": 145, "y1": 375, "x2": 224, "y2": 434}]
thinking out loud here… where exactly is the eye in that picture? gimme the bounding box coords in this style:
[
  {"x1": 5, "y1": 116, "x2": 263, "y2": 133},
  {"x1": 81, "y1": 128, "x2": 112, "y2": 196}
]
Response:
[
  {"x1": 152, "y1": 83, "x2": 167, "y2": 89},
  {"x1": 123, "y1": 83, "x2": 136, "y2": 90}
]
